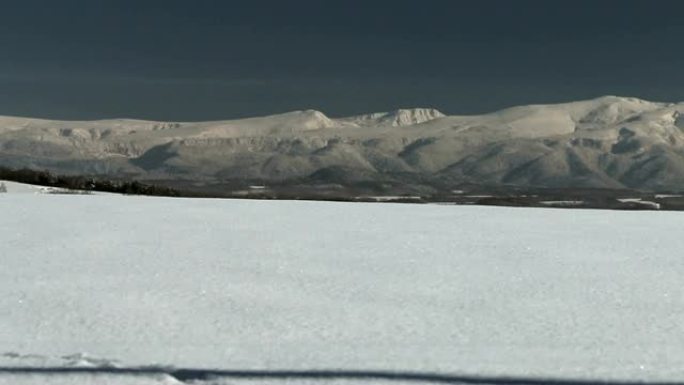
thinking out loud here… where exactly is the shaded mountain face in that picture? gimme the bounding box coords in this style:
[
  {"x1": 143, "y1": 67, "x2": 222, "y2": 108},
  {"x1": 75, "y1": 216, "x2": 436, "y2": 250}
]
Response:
[{"x1": 2, "y1": 97, "x2": 684, "y2": 192}]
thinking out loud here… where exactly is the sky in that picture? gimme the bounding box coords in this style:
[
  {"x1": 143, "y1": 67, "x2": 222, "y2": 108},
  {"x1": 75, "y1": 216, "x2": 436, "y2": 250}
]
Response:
[{"x1": 2, "y1": 0, "x2": 684, "y2": 121}]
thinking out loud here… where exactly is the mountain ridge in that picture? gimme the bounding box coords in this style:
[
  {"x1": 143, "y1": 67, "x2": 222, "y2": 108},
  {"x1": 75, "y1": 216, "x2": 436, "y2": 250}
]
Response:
[{"x1": 2, "y1": 96, "x2": 684, "y2": 192}]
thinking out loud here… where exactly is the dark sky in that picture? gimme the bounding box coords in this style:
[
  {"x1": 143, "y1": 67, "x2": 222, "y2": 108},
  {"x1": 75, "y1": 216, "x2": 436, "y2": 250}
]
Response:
[{"x1": 2, "y1": 0, "x2": 684, "y2": 121}]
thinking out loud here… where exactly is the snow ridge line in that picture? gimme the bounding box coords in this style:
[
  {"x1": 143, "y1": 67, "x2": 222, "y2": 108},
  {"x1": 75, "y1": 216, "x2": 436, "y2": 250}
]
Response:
[{"x1": 0, "y1": 367, "x2": 681, "y2": 385}]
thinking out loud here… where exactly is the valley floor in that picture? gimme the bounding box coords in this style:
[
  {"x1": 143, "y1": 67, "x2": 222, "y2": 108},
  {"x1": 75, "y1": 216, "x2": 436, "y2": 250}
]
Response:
[{"x1": 1, "y1": 185, "x2": 684, "y2": 384}]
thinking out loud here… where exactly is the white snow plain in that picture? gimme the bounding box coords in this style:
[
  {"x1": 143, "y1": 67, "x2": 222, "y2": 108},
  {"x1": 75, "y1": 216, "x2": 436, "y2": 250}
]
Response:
[{"x1": 1, "y1": 189, "x2": 684, "y2": 384}]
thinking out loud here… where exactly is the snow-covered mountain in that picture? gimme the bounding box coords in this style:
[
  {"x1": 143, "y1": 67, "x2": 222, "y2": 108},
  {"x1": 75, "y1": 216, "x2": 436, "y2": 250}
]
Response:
[
  {"x1": 2, "y1": 96, "x2": 684, "y2": 191},
  {"x1": 340, "y1": 108, "x2": 446, "y2": 127}
]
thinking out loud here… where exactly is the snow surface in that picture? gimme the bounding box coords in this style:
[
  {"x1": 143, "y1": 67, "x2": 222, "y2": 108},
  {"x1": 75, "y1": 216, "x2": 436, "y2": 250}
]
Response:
[
  {"x1": 2, "y1": 189, "x2": 684, "y2": 383},
  {"x1": 617, "y1": 198, "x2": 661, "y2": 210},
  {"x1": 0, "y1": 181, "x2": 69, "y2": 194}
]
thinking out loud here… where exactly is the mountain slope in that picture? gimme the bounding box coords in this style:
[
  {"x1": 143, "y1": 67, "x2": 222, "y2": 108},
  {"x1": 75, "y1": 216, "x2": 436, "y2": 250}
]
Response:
[{"x1": 2, "y1": 96, "x2": 684, "y2": 191}]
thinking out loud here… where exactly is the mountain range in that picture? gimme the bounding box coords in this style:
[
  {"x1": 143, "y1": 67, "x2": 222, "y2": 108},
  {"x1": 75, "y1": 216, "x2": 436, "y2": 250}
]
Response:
[{"x1": 2, "y1": 96, "x2": 684, "y2": 193}]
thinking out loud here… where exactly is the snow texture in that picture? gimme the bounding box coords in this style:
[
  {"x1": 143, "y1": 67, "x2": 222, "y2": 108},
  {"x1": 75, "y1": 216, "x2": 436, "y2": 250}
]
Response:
[{"x1": 1, "y1": 189, "x2": 684, "y2": 383}]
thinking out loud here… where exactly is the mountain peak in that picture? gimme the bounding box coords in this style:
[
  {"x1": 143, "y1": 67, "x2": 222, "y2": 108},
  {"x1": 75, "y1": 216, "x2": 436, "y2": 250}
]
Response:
[
  {"x1": 344, "y1": 108, "x2": 445, "y2": 127},
  {"x1": 272, "y1": 109, "x2": 336, "y2": 130},
  {"x1": 385, "y1": 108, "x2": 446, "y2": 126},
  {"x1": 592, "y1": 95, "x2": 654, "y2": 104}
]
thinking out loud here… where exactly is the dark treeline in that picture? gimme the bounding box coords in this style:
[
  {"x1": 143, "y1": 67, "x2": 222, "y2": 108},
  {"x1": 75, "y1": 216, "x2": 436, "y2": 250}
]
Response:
[
  {"x1": 2, "y1": 166, "x2": 681, "y2": 211},
  {"x1": 0, "y1": 167, "x2": 181, "y2": 197}
]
